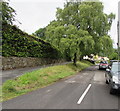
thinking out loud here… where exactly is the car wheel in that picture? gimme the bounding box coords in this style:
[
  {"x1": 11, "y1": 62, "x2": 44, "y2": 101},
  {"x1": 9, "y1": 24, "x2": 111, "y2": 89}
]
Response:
[
  {"x1": 110, "y1": 87, "x2": 115, "y2": 94},
  {"x1": 106, "y1": 79, "x2": 109, "y2": 84}
]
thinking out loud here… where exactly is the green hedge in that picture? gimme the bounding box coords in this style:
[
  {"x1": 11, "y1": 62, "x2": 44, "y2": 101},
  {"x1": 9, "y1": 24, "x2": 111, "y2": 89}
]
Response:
[{"x1": 2, "y1": 23, "x2": 61, "y2": 59}]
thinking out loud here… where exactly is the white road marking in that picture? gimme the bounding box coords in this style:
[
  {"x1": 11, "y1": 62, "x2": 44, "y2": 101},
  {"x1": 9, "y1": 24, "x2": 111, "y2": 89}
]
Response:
[
  {"x1": 77, "y1": 84, "x2": 92, "y2": 105},
  {"x1": 65, "y1": 80, "x2": 76, "y2": 83},
  {"x1": 83, "y1": 73, "x2": 88, "y2": 75},
  {"x1": 46, "y1": 89, "x2": 51, "y2": 93}
]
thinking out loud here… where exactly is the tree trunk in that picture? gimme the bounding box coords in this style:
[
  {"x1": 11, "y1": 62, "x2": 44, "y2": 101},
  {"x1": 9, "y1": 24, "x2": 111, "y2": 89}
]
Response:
[
  {"x1": 80, "y1": 55, "x2": 83, "y2": 61},
  {"x1": 73, "y1": 53, "x2": 77, "y2": 66}
]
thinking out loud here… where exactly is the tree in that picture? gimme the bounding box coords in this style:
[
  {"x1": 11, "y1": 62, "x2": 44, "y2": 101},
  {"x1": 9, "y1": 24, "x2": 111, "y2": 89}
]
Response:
[
  {"x1": 32, "y1": 27, "x2": 46, "y2": 40},
  {"x1": 46, "y1": 23, "x2": 95, "y2": 65},
  {"x1": 2, "y1": 0, "x2": 16, "y2": 25},
  {"x1": 35, "y1": 0, "x2": 115, "y2": 65},
  {"x1": 56, "y1": 1, "x2": 115, "y2": 54},
  {"x1": 109, "y1": 48, "x2": 119, "y2": 60},
  {"x1": 78, "y1": 2, "x2": 115, "y2": 54},
  {"x1": 98, "y1": 36, "x2": 113, "y2": 57},
  {"x1": 56, "y1": 2, "x2": 81, "y2": 29},
  {"x1": 56, "y1": 1, "x2": 115, "y2": 35}
]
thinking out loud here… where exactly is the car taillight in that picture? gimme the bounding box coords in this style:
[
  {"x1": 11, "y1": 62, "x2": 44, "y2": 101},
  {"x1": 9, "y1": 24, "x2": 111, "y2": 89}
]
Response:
[{"x1": 100, "y1": 64, "x2": 108, "y2": 66}]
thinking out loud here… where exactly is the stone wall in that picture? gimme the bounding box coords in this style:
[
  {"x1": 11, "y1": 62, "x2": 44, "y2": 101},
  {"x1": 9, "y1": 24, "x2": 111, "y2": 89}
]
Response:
[{"x1": 2, "y1": 57, "x2": 65, "y2": 70}]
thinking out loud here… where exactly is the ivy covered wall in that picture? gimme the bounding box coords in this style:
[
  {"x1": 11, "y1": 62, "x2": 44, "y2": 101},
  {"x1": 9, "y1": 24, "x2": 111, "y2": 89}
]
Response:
[{"x1": 2, "y1": 23, "x2": 62, "y2": 59}]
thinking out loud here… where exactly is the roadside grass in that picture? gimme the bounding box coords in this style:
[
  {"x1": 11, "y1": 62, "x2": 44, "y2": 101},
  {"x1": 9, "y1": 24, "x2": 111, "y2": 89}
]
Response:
[{"x1": 1, "y1": 61, "x2": 93, "y2": 102}]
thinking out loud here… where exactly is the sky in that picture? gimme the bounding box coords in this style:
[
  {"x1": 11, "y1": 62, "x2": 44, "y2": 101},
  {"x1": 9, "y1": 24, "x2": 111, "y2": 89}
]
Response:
[{"x1": 9, "y1": 0, "x2": 120, "y2": 48}]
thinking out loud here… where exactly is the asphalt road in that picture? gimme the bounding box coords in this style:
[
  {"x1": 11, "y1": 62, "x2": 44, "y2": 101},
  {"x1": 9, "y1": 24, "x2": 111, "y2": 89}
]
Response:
[{"x1": 2, "y1": 65, "x2": 120, "y2": 109}]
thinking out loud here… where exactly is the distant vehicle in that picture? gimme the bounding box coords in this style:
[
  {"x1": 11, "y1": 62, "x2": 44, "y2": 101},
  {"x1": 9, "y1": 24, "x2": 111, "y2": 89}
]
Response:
[
  {"x1": 105, "y1": 62, "x2": 120, "y2": 94},
  {"x1": 99, "y1": 61, "x2": 108, "y2": 70}
]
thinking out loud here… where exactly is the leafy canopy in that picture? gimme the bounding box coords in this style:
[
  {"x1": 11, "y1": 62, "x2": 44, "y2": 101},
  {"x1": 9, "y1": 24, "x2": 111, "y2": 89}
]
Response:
[
  {"x1": 1, "y1": 0, "x2": 16, "y2": 24},
  {"x1": 34, "y1": 0, "x2": 115, "y2": 64}
]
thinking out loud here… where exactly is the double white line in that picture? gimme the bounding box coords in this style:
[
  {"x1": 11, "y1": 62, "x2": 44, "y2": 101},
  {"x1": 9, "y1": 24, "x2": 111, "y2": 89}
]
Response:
[{"x1": 77, "y1": 84, "x2": 92, "y2": 105}]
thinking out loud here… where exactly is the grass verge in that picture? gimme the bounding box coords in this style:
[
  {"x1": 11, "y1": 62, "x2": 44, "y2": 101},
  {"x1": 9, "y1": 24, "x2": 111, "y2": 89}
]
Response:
[{"x1": 1, "y1": 61, "x2": 93, "y2": 102}]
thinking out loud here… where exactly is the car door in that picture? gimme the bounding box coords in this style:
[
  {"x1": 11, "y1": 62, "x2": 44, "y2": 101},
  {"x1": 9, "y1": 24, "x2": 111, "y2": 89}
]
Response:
[
  {"x1": 106, "y1": 69, "x2": 112, "y2": 83},
  {"x1": 109, "y1": 70, "x2": 113, "y2": 83}
]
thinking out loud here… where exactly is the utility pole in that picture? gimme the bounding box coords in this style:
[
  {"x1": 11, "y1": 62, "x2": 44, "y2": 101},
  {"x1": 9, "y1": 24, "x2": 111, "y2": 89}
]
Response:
[
  {"x1": 118, "y1": 2, "x2": 120, "y2": 110},
  {"x1": 118, "y1": 1, "x2": 120, "y2": 60}
]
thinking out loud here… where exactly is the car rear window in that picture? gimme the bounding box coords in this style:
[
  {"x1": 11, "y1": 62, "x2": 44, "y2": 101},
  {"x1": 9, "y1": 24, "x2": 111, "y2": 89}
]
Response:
[
  {"x1": 111, "y1": 64, "x2": 120, "y2": 73},
  {"x1": 100, "y1": 61, "x2": 108, "y2": 64}
]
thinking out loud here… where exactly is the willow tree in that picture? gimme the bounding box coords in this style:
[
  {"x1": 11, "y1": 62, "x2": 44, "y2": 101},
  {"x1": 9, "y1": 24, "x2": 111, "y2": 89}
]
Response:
[
  {"x1": 45, "y1": 21, "x2": 65, "y2": 48},
  {"x1": 35, "y1": 0, "x2": 115, "y2": 64},
  {"x1": 56, "y1": 1, "x2": 115, "y2": 54},
  {"x1": 46, "y1": 23, "x2": 94, "y2": 65},
  {"x1": 64, "y1": 26, "x2": 94, "y2": 65},
  {"x1": 98, "y1": 36, "x2": 113, "y2": 57},
  {"x1": 78, "y1": 2, "x2": 115, "y2": 54},
  {"x1": 33, "y1": 27, "x2": 46, "y2": 40}
]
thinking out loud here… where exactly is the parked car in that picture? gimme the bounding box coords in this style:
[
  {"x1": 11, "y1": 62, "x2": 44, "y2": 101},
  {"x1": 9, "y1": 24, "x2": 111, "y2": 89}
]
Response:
[
  {"x1": 107, "y1": 60, "x2": 120, "y2": 69},
  {"x1": 105, "y1": 62, "x2": 120, "y2": 94},
  {"x1": 109, "y1": 60, "x2": 120, "y2": 66},
  {"x1": 99, "y1": 61, "x2": 108, "y2": 70}
]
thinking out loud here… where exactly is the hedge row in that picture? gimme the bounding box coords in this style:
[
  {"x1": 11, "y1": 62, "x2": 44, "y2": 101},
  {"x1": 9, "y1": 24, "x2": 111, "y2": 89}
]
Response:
[{"x1": 2, "y1": 23, "x2": 61, "y2": 59}]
